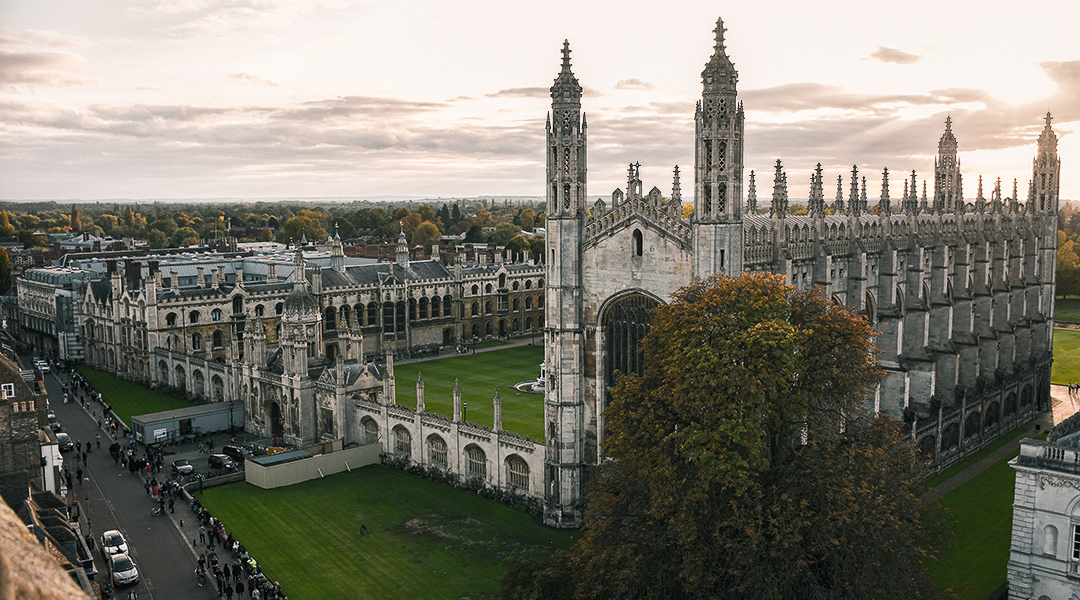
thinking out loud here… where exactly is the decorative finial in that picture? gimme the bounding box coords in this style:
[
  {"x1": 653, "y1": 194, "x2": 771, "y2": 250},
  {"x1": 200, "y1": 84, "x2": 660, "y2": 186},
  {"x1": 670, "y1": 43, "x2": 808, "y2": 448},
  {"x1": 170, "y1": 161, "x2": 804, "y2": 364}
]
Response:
[
  {"x1": 561, "y1": 40, "x2": 572, "y2": 72},
  {"x1": 713, "y1": 17, "x2": 726, "y2": 51}
]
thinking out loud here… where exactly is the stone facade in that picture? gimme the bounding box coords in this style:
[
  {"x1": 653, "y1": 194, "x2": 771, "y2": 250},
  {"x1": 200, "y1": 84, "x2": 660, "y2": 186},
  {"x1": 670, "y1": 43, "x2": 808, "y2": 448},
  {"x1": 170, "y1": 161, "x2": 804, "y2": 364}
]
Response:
[
  {"x1": 542, "y1": 18, "x2": 1060, "y2": 527},
  {"x1": 1008, "y1": 437, "x2": 1080, "y2": 598},
  {"x1": 74, "y1": 235, "x2": 547, "y2": 500}
]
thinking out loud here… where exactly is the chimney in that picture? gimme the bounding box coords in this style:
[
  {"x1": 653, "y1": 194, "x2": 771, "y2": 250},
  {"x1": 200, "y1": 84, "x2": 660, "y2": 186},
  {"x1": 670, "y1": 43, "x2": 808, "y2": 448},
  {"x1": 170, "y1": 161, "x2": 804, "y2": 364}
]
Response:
[
  {"x1": 235, "y1": 267, "x2": 244, "y2": 286},
  {"x1": 267, "y1": 263, "x2": 278, "y2": 283},
  {"x1": 196, "y1": 267, "x2": 205, "y2": 287}
]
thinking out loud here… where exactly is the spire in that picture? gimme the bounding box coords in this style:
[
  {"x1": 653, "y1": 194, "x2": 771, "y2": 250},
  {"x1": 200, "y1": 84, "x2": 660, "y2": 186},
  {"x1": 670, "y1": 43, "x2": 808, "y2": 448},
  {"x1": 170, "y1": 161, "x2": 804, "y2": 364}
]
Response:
[
  {"x1": 702, "y1": 16, "x2": 737, "y2": 95},
  {"x1": 1033, "y1": 111, "x2": 1061, "y2": 213},
  {"x1": 416, "y1": 371, "x2": 425, "y2": 412},
  {"x1": 991, "y1": 177, "x2": 1002, "y2": 213},
  {"x1": 395, "y1": 224, "x2": 409, "y2": 267},
  {"x1": 920, "y1": 181, "x2": 928, "y2": 213},
  {"x1": 550, "y1": 40, "x2": 582, "y2": 103},
  {"x1": 770, "y1": 159, "x2": 788, "y2": 219},
  {"x1": 848, "y1": 165, "x2": 861, "y2": 216},
  {"x1": 493, "y1": 386, "x2": 502, "y2": 432},
  {"x1": 903, "y1": 171, "x2": 918, "y2": 216},
  {"x1": 747, "y1": 170, "x2": 758, "y2": 215},
  {"x1": 835, "y1": 174, "x2": 845, "y2": 214},
  {"x1": 976, "y1": 175, "x2": 986, "y2": 213},
  {"x1": 1010, "y1": 179, "x2": 1019, "y2": 214},
  {"x1": 880, "y1": 168, "x2": 891, "y2": 216},
  {"x1": 808, "y1": 163, "x2": 825, "y2": 217},
  {"x1": 670, "y1": 165, "x2": 683, "y2": 217},
  {"x1": 452, "y1": 378, "x2": 462, "y2": 421}
]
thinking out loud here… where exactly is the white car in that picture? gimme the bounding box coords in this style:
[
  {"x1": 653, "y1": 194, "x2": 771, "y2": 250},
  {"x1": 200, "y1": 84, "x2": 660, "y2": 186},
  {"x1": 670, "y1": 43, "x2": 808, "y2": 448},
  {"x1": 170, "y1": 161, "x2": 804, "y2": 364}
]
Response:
[
  {"x1": 101, "y1": 530, "x2": 128, "y2": 557},
  {"x1": 109, "y1": 553, "x2": 139, "y2": 587}
]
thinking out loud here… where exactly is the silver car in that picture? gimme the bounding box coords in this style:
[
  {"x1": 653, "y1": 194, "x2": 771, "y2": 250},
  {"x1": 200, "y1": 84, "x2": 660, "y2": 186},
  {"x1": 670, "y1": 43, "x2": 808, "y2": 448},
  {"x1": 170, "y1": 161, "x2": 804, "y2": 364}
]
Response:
[
  {"x1": 101, "y1": 529, "x2": 128, "y2": 558},
  {"x1": 109, "y1": 553, "x2": 139, "y2": 587}
]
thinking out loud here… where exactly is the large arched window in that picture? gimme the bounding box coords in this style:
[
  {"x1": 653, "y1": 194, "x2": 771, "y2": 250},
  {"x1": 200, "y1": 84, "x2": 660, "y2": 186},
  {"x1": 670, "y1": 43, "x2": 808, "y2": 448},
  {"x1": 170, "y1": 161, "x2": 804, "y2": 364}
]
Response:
[
  {"x1": 427, "y1": 434, "x2": 447, "y2": 468},
  {"x1": 466, "y1": 445, "x2": 486, "y2": 478},
  {"x1": 212, "y1": 308, "x2": 222, "y2": 321},
  {"x1": 189, "y1": 310, "x2": 200, "y2": 324},
  {"x1": 362, "y1": 418, "x2": 379, "y2": 445},
  {"x1": 603, "y1": 293, "x2": 660, "y2": 388},
  {"x1": 212, "y1": 330, "x2": 224, "y2": 348},
  {"x1": 506, "y1": 455, "x2": 528, "y2": 491},
  {"x1": 393, "y1": 426, "x2": 412, "y2": 458}
]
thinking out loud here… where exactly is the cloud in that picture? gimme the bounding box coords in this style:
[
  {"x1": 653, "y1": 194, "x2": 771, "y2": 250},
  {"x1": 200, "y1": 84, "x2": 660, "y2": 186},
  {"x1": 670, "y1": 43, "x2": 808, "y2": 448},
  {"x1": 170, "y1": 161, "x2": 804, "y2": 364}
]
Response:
[
  {"x1": 870, "y1": 46, "x2": 920, "y2": 65},
  {"x1": 228, "y1": 72, "x2": 280, "y2": 87},
  {"x1": 614, "y1": 78, "x2": 654, "y2": 91},
  {"x1": 0, "y1": 48, "x2": 88, "y2": 87},
  {"x1": 485, "y1": 87, "x2": 549, "y2": 99}
]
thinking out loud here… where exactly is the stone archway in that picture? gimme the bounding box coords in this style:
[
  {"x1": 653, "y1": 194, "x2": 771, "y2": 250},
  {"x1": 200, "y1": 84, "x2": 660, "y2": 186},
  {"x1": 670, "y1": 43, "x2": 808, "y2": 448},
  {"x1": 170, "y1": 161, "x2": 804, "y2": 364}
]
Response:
[{"x1": 270, "y1": 401, "x2": 284, "y2": 442}]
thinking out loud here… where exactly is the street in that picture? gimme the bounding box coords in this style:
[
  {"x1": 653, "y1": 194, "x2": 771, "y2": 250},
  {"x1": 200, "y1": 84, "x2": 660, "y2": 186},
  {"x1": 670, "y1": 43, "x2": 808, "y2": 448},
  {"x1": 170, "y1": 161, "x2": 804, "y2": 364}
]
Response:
[{"x1": 43, "y1": 363, "x2": 217, "y2": 600}]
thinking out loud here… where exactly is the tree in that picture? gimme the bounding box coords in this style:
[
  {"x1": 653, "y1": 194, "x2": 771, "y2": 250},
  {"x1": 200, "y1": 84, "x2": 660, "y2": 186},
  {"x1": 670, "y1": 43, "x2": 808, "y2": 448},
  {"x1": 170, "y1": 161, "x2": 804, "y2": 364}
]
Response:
[
  {"x1": 505, "y1": 273, "x2": 946, "y2": 600},
  {"x1": 0, "y1": 211, "x2": 14, "y2": 237},
  {"x1": 1058, "y1": 231, "x2": 1080, "y2": 298},
  {"x1": 278, "y1": 210, "x2": 327, "y2": 243},
  {"x1": 505, "y1": 234, "x2": 531, "y2": 262},
  {"x1": 519, "y1": 208, "x2": 536, "y2": 231},
  {"x1": 70, "y1": 204, "x2": 82, "y2": 233},
  {"x1": 413, "y1": 221, "x2": 441, "y2": 252},
  {"x1": 0, "y1": 247, "x2": 10, "y2": 294},
  {"x1": 491, "y1": 222, "x2": 521, "y2": 247}
]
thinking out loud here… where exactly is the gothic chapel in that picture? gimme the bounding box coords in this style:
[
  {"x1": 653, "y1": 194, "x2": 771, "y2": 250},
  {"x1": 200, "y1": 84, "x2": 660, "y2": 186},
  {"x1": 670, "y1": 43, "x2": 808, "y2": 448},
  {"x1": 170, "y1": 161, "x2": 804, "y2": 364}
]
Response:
[{"x1": 542, "y1": 18, "x2": 1060, "y2": 527}]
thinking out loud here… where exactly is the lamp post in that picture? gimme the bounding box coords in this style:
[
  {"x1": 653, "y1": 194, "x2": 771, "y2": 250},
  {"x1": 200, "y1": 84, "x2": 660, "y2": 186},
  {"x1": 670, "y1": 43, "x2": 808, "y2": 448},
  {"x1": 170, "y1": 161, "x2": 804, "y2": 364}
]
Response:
[{"x1": 463, "y1": 401, "x2": 468, "y2": 423}]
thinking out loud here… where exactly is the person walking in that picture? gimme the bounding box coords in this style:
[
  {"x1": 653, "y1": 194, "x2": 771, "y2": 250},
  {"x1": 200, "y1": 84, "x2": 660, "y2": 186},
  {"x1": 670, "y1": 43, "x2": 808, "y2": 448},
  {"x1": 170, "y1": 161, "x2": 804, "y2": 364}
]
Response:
[
  {"x1": 224, "y1": 582, "x2": 234, "y2": 600},
  {"x1": 199, "y1": 524, "x2": 206, "y2": 545},
  {"x1": 75, "y1": 469, "x2": 82, "y2": 485}
]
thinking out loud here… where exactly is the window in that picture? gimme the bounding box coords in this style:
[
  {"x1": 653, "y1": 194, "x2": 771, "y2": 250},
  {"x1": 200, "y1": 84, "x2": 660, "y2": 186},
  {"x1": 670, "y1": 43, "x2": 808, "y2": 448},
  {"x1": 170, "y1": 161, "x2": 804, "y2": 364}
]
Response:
[
  {"x1": 189, "y1": 310, "x2": 200, "y2": 323},
  {"x1": 213, "y1": 330, "x2": 224, "y2": 348},
  {"x1": 507, "y1": 455, "x2": 529, "y2": 491},
  {"x1": 471, "y1": 284, "x2": 479, "y2": 295},
  {"x1": 362, "y1": 419, "x2": 379, "y2": 445},
  {"x1": 471, "y1": 302, "x2": 480, "y2": 317},
  {"x1": 212, "y1": 308, "x2": 222, "y2": 321},
  {"x1": 525, "y1": 297, "x2": 533, "y2": 310},
  {"x1": 633, "y1": 229, "x2": 643, "y2": 256},
  {"x1": 394, "y1": 426, "x2": 411, "y2": 457},
  {"x1": 192, "y1": 333, "x2": 202, "y2": 350},
  {"x1": 428, "y1": 435, "x2": 447, "y2": 467},
  {"x1": 466, "y1": 446, "x2": 486, "y2": 478},
  {"x1": 485, "y1": 284, "x2": 493, "y2": 293},
  {"x1": 255, "y1": 304, "x2": 265, "y2": 317},
  {"x1": 166, "y1": 313, "x2": 177, "y2": 327},
  {"x1": 0, "y1": 383, "x2": 13, "y2": 399},
  {"x1": 1073, "y1": 524, "x2": 1080, "y2": 561}
]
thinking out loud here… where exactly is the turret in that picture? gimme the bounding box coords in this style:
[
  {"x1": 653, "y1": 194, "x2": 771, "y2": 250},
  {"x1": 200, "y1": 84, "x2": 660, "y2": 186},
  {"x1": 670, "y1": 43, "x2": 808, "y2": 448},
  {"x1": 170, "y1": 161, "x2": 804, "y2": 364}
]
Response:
[
  {"x1": 1032, "y1": 112, "x2": 1061, "y2": 214},
  {"x1": 934, "y1": 116, "x2": 962, "y2": 213}
]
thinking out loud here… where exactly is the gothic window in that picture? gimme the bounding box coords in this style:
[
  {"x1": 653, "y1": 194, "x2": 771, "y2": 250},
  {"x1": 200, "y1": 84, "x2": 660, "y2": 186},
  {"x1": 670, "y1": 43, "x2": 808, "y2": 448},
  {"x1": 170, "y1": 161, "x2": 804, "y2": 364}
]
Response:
[
  {"x1": 428, "y1": 435, "x2": 447, "y2": 467},
  {"x1": 393, "y1": 426, "x2": 411, "y2": 458},
  {"x1": 431, "y1": 295, "x2": 441, "y2": 316},
  {"x1": 192, "y1": 333, "x2": 202, "y2": 350},
  {"x1": 255, "y1": 304, "x2": 265, "y2": 317},
  {"x1": 212, "y1": 330, "x2": 224, "y2": 348},
  {"x1": 466, "y1": 445, "x2": 486, "y2": 478},
  {"x1": 443, "y1": 295, "x2": 453, "y2": 317},
  {"x1": 564, "y1": 184, "x2": 571, "y2": 211},
  {"x1": 632, "y1": 229, "x2": 643, "y2": 257},
  {"x1": 603, "y1": 294, "x2": 661, "y2": 399},
  {"x1": 419, "y1": 297, "x2": 429, "y2": 319},
  {"x1": 718, "y1": 184, "x2": 726, "y2": 213},
  {"x1": 485, "y1": 301, "x2": 492, "y2": 314},
  {"x1": 512, "y1": 281, "x2": 519, "y2": 291},
  {"x1": 525, "y1": 297, "x2": 533, "y2": 310},
  {"x1": 704, "y1": 186, "x2": 712, "y2": 215},
  {"x1": 525, "y1": 280, "x2": 532, "y2": 290},
  {"x1": 362, "y1": 418, "x2": 379, "y2": 445},
  {"x1": 507, "y1": 455, "x2": 529, "y2": 491},
  {"x1": 704, "y1": 140, "x2": 713, "y2": 177},
  {"x1": 563, "y1": 148, "x2": 571, "y2": 174},
  {"x1": 189, "y1": 310, "x2": 200, "y2": 323},
  {"x1": 719, "y1": 98, "x2": 728, "y2": 124},
  {"x1": 471, "y1": 284, "x2": 479, "y2": 295},
  {"x1": 275, "y1": 303, "x2": 283, "y2": 315},
  {"x1": 166, "y1": 312, "x2": 177, "y2": 327},
  {"x1": 471, "y1": 302, "x2": 479, "y2": 317},
  {"x1": 512, "y1": 298, "x2": 519, "y2": 311},
  {"x1": 233, "y1": 296, "x2": 243, "y2": 314},
  {"x1": 718, "y1": 140, "x2": 727, "y2": 172},
  {"x1": 366, "y1": 302, "x2": 378, "y2": 325},
  {"x1": 561, "y1": 110, "x2": 571, "y2": 130},
  {"x1": 485, "y1": 284, "x2": 493, "y2": 293},
  {"x1": 537, "y1": 295, "x2": 544, "y2": 309}
]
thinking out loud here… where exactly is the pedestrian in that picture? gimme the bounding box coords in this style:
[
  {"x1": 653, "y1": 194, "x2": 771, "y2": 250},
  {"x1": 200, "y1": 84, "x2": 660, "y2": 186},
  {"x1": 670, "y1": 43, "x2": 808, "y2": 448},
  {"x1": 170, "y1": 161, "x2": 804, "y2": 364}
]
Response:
[
  {"x1": 76, "y1": 440, "x2": 81, "y2": 453},
  {"x1": 168, "y1": 496, "x2": 174, "y2": 513},
  {"x1": 199, "y1": 524, "x2": 206, "y2": 544},
  {"x1": 96, "y1": 433, "x2": 101, "y2": 449},
  {"x1": 235, "y1": 579, "x2": 245, "y2": 600},
  {"x1": 75, "y1": 468, "x2": 82, "y2": 485},
  {"x1": 75, "y1": 453, "x2": 81, "y2": 468},
  {"x1": 144, "y1": 480, "x2": 150, "y2": 496},
  {"x1": 224, "y1": 582, "x2": 234, "y2": 600},
  {"x1": 199, "y1": 442, "x2": 205, "y2": 454}
]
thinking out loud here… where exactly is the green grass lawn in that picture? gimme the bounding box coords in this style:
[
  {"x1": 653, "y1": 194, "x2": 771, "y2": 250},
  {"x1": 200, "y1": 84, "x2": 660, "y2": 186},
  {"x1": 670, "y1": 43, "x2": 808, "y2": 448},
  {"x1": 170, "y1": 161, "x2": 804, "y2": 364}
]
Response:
[
  {"x1": 1055, "y1": 297, "x2": 1080, "y2": 322},
  {"x1": 927, "y1": 447, "x2": 1023, "y2": 599},
  {"x1": 1052, "y1": 328, "x2": 1080, "y2": 384},
  {"x1": 76, "y1": 365, "x2": 191, "y2": 427},
  {"x1": 198, "y1": 465, "x2": 578, "y2": 600},
  {"x1": 921, "y1": 426, "x2": 1028, "y2": 489},
  {"x1": 393, "y1": 345, "x2": 546, "y2": 440}
]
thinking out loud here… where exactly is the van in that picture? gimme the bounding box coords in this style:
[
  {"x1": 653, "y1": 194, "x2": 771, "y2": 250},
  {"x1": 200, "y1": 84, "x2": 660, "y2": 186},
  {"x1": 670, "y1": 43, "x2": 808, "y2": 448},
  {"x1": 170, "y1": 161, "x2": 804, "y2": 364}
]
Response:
[{"x1": 221, "y1": 444, "x2": 252, "y2": 465}]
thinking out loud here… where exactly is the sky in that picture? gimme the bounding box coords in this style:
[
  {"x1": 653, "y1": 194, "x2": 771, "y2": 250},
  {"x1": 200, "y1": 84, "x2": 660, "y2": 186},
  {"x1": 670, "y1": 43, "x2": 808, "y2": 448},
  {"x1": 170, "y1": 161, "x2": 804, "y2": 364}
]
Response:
[{"x1": 1, "y1": 0, "x2": 1077, "y2": 203}]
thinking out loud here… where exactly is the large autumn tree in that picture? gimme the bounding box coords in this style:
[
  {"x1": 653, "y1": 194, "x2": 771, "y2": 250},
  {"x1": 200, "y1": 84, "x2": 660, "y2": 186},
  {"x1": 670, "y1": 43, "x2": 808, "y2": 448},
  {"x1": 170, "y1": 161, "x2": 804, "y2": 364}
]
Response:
[{"x1": 504, "y1": 273, "x2": 947, "y2": 600}]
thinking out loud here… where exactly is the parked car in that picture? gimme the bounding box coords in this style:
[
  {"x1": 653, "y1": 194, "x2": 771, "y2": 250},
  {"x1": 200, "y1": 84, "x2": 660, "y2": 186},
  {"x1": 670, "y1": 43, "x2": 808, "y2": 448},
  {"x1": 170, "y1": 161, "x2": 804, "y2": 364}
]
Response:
[
  {"x1": 33, "y1": 359, "x2": 49, "y2": 373},
  {"x1": 207, "y1": 454, "x2": 235, "y2": 470},
  {"x1": 171, "y1": 459, "x2": 194, "y2": 476},
  {"x1": 100, "y1": 530, "x2": 128, "y2": 558},
  {"x1": 47, "y1": 414, "x2": 61, "y2": 432},
  {"x1": 221, "y1": 444, "x2": 253, "y2": 465},
  {"x1": 56, "y1": 432, "x2": 73, "y2": 452},
  {"x1": 108, "y1": 553, "x2": 139, "y2": 587}
]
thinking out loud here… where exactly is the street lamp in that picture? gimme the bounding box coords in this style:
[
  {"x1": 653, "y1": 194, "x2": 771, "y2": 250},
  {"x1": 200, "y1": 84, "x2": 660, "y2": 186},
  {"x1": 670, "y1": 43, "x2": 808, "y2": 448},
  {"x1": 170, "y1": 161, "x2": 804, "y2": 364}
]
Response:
[{"x1": 463, "y1": 402, "x2": 468, "y2": 423}]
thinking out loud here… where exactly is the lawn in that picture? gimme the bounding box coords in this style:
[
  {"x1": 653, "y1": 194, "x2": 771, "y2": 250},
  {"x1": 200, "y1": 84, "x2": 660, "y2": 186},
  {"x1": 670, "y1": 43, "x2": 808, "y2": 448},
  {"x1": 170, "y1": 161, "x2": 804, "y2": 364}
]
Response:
[
  {"x1": 927, "y1": 445, "x2": 1027, "y2": 599},
  {"x1": 76, "y1": 365, "x2": 191, "y2": 427},
  {"x1": 393, "y1": 345, "x2": 546, "y2": 441},
  {"x1": 1055, "y1": 297, "x2": 1080, "y2": 323},
  {"x1": 920, "y1": 426, "x2": 1027, "y2": 489},
  {"x1": 198, "y1": 465, "x2": 578, "y2": 600},
  {"x1": 1051, "y1": 328, "x2": 1080, "y2": 384}
]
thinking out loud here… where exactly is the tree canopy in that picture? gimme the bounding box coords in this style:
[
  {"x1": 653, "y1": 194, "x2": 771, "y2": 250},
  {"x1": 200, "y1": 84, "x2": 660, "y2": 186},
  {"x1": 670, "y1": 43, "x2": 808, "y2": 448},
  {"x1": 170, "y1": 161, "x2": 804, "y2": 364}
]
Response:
[{"x1": 505, "y1": 273, "x2": 947, "y2": 600}]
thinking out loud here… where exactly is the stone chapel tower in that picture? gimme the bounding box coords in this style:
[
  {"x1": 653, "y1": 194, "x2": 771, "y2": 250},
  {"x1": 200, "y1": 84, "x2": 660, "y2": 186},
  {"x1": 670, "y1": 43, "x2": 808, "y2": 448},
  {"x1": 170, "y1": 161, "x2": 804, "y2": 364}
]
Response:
[
  {"x1": 693, "y1": 17, "x2": 745, "y2": 278},
  {"x1": 934, "y1": 116, "x2": 963, "y2": 213},
  {"x1": 543, "y1": 41, "x2": 588, "y2": 527}
]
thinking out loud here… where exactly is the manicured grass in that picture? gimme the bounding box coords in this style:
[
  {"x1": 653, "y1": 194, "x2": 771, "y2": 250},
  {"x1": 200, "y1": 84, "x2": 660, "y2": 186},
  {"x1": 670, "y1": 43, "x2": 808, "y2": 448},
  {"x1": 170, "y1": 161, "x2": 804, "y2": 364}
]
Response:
[
  {"x1": 76, "y1": 365, "x2": 191, "y2": 427},
  {"x1": 393, "y1": 345, "x2": 546, "y2": 440},
  {"x1": 198, "y1": 465, "x2": 578, "y2": 600},
  {"x1": 1055, "y1": 297, "x2": 1080, "y2": 322},
  {"x1": 927, "y1": 448, "x2": 1020, "y2": 599},
  {"x1": 471, "y1": 340, "x2": 508, "y2": 349},
  {"x1": 921, "y1": 426, "x2": 1028, "y2": 489},
  {"x1": 1051, "y1": 328, "x2": 1080, "y2": 384}
]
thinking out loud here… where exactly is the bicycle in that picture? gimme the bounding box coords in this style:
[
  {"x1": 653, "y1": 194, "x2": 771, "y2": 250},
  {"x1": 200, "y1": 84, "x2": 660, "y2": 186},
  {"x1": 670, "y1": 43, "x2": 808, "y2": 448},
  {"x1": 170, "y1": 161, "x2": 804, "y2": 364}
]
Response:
[{"x1": 151, "y1": 505, "x2": 164, "y2": 516}]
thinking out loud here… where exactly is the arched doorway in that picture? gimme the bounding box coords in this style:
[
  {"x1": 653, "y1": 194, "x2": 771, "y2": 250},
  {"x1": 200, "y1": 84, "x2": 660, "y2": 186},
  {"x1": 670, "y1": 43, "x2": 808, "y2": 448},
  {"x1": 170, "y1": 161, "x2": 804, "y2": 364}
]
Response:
[{"x1": 270, "y1": 402, "x2": 284, "y2": 441}]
